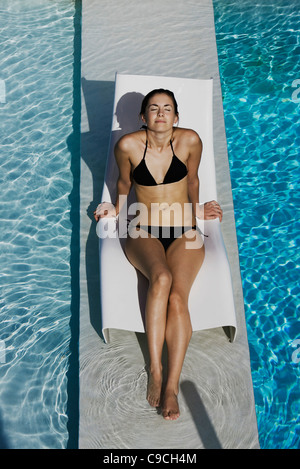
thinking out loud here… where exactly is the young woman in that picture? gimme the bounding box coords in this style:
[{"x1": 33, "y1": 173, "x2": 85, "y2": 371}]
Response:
[{"x1": 94, "y1": 89, "x2": 222, "y2": 420}]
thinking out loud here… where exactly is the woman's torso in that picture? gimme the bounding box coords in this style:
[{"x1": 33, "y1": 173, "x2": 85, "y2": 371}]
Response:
[{"x1": 129, "y1": 129, "x2": 195, "y2": 227}]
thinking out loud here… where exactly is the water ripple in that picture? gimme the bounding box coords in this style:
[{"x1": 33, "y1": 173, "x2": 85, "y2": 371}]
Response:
[
  {"x1": 0, "y1": 1, "x2": 76, "y2": 449},
  {"x1": 214, "y1": 0, "x2": 300, "y2": 449}
]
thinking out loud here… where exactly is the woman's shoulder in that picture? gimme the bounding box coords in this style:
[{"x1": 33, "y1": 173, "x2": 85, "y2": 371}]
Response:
[
  {"x1": 174, "y1": 127, "x2": 202, "y2": 146},
  {"x1": 115, "y1": 130, "x2": 145, "y2": 152}
]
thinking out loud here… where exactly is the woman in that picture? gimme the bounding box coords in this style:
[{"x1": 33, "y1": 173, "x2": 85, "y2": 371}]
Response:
[{"x1": 94, "y1": 89, "x2": 222, "y2": 420}]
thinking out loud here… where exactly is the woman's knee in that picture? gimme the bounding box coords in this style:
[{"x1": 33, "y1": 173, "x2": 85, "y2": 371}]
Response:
[{"x1": 150, "y1": 268, "x2": 172, "y2": 292}]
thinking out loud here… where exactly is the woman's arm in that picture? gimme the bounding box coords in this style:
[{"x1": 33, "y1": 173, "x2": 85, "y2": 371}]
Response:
[
  {"x1": 186, "y1": 131, "x2": 223, "y2": 222},
  {"x1": 186, "y1": 131, "x2": 202, "y2": 217},
  {"x1": 114, "y1": 136, "x2": 133, "y2": 215},
  {"x1": 94, "y1": 135, "x2": 133, "y2": 221}
]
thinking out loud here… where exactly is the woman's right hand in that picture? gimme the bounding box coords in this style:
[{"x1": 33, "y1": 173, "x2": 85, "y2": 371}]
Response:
[
  {"x1": 94, "y1": 202, "x2": 116, "y2": 221},
  {"x1": 203, "y1": 200, "x2": 223, "y2": 222}
]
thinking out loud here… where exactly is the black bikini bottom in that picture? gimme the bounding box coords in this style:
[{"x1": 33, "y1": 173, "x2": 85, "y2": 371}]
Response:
[{"x1": 137, "y1": 225, "x2": 203, "y2": 252}]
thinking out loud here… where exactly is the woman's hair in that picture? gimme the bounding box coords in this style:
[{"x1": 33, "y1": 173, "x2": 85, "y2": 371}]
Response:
[{"x1": 140, "y1": 89, "x2": 179, "y2": 117}]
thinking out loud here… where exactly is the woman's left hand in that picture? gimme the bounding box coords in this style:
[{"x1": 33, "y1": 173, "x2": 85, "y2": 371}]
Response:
[{"x1": 203, "y1": 200, "x2": 223, "y2": 222}]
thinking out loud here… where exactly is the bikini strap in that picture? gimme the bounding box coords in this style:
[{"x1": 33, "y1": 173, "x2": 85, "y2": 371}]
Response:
[
  {"x1": 143, "y1": 140, "x2": 148, "y2": 159},
  {"x1": 170, "y1": 139, "x2": 175, "y2": 156},
  {"x1": 144, "y1": 139, "x2": 173, "y2": 159}
]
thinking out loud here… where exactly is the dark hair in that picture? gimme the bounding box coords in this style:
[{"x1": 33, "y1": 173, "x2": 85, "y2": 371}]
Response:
[{"x1": 140, "y1": 89, "x2": 179, "y2": 116}]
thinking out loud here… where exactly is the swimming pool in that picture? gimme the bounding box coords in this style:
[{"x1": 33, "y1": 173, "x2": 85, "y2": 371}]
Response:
[
  {"x1": 0, "y1": 0, "x2": 80, "y2": 449},
  {"x1": 0, "y1": 0, "x2": 298, "y2": 450},
  {"x1": 213, "y1": 0, "x2": 300, "y2": 449}
]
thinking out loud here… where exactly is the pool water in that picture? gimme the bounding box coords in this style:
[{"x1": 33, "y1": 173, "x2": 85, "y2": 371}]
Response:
[
  {"x1": 213, "y1": 0, "x2": 300, "y2": 449},
  {"x1": 0, "y1": 0, "x2": 298, "y2": 450},
  {"x1": 0, "y1": 0, "x2": 79, "y2": 449}
]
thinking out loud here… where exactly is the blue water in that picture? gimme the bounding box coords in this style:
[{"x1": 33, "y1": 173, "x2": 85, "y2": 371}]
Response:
[
  {"x1": 0, "y1": 1, "x2": 80, "y2": 449},
  {"x1": 0, "y1": 0, "x2": 299, "y2": 451},
  {"x1": 213, "y1": 0, "x2": 300, "y2": 449}
]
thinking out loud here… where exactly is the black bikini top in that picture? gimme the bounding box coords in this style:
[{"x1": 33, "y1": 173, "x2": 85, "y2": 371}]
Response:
[{"x1": 132, "y1": 140, "x2": 188, "y2": 186}]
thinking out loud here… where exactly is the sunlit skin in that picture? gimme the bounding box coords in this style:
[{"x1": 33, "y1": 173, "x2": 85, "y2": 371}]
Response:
[{"x1": 94, "y1": 93, "x2": 222, "y2": 420}]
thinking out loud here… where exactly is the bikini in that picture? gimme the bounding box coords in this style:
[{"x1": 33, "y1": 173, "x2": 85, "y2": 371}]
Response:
[
  {"x1": 131, "y1": 139, "x2": 202, "y2": 251},
  {"x1": 132, "y1": 139, "x2": 187, "y2": 186}
]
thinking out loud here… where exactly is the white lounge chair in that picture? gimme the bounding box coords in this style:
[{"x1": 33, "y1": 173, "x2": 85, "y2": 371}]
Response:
[{"x1": 97, "y1": 73, "x2": 237, "y2": 343}]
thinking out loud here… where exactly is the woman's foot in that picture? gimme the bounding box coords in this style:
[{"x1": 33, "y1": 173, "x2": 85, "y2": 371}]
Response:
[
  {"x1": 161, "y1": 389, "x2": 180, "y2": 420},
  {"x1": 147, "y1": 369, "x2": 162, "y2": 408}
]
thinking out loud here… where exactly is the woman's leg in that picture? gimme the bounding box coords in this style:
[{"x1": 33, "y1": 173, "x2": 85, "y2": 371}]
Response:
[
  {"x1": 162, "y1": 231, "x2": 205, "y2": 420},
  {"x1": 125, "y1": 235, "x2": 172, "y2": 407}
]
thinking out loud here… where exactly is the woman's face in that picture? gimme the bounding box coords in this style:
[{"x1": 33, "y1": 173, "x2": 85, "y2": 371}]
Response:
[{"x1": 142, "y1": 93, "x2": 178, "y2": 130}]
